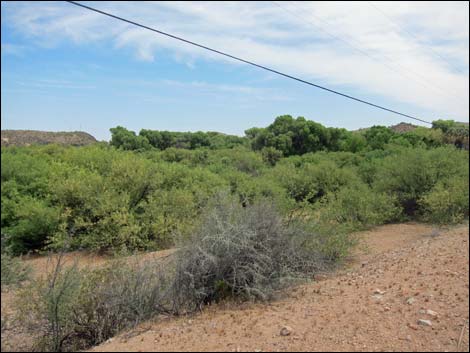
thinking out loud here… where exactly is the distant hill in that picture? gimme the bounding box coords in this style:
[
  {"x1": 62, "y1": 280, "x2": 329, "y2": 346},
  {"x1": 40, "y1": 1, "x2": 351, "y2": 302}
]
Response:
[
  {"x1": 389, "y1": 122, "x2": 418, "y2": 133},
  {"x1": 1, "y1": 130, "x2": 97, "y2": 147},
  {"x1": 354, "y1": 122, "x2": 418, "y2": 134}
]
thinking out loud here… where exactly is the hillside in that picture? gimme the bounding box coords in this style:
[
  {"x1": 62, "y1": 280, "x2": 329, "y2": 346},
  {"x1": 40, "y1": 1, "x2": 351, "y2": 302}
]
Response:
[
  {"x1": 390, "y1": 122, "x2": 418, "y2": 133},
  {"x1": 354, "y1": 122, "x2": 418, "y2": 134},
  {"x1": 1, "y1": 130, "x2": 97, "y2": 147}
]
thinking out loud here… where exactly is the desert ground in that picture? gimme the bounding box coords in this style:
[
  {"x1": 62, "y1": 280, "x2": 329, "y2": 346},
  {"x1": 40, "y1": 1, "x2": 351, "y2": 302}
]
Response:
[{"x1": 2, "y1": 223, "x2": 469, "y2": 352}]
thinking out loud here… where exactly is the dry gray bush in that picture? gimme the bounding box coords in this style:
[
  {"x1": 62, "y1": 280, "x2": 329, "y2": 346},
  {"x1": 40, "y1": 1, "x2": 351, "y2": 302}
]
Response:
[
  {"x1": 18, "y1": 255, "x2": 175, "y2": 352},
  {"x1": 170, "y1": 194, "x2": 327, "y2": 312},
  {"x1": 20, "y1": 194, "x2": 329, "y2": 351},
  {"x1": 67, "y1": 257, "x2": 173, "y2": 349}
]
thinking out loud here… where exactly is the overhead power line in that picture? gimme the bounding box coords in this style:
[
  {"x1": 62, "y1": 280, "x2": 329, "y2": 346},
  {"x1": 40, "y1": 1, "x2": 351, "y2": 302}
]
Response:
[
  {"x1": 367, "y1": 1, "x2": 465, "y2": 75},
  {"x1": 66, "y1": 1, "x2": 432, "y2": 125},
  {"x1": 272, "y1": 1, "x2": 460, "y2": 103}
]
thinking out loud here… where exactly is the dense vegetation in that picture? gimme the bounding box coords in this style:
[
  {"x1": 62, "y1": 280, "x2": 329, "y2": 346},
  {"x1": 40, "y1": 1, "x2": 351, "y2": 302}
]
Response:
[
  {"x1": 2, "y1": 115, "x2": 468, "y2": 352},
  {"x1": 110, "y1": 126, "x2": 247, "y2": 151},
  {"x1": 109, "y1": 116, "x2": 469, "y2": 154},
  {"x1": 1, "y1": 116, "x2": 468, "y2": 257},
  {"x1": 17, "y1": 197, "x2": 329, "y2": 351}
]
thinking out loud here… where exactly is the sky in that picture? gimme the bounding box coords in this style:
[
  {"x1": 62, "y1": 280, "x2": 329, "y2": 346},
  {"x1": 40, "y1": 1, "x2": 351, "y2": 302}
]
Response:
[{"x1": 1, "y1": 1, "x2": 469, "y2": 141}]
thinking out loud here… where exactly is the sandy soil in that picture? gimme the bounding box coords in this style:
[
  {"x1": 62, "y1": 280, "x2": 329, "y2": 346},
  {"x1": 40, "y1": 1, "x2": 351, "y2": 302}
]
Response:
[
  {"x1": 0, "y1": 248, "x2": 176, "y2": 352},
  {"x1": 90, "y1": 223, "x2": 469, "y2": 352},
  {"x1": 1, "y1": 223, "x2": 468, "y2": 352},
  {"x1": 21, "y1": 248, "x2": 177, "y2": 278}
]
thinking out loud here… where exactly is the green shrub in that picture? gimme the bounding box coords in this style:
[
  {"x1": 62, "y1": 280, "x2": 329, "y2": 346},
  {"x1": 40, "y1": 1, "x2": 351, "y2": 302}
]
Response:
[
  {"x1": 2, "y1": 197, "x2": 62, "y2": 255},
  {"x1": 50, "y1": 144, "x2": 117, "y2": 175},
  {"x1": 261, "y1": 146, "x2": 283, "y2": 166},
  {"x1": 338, "y1": 132, "x2": 367, "y2": 153},
  {"x1": 419, "y1": 177, "x2": 469, "y2": 224},
  {"x1": 136, "y1": 189, "x2": 199, "y2": 248},
  {"x1": 374, "y1": 146, "x2": 469, "y2": 216},
  {"x1": 109, "y1": 126, "x2": 151, "y2": 151},
  {"x1": 245, "y1": 115, "x2": 355, "y2": 155},
  {"x1": 302, "y1": 222, "x2": 357, "y2": 262},
  {"x1": 364, "y1": 125, "x2": 395, "y2": 150},
  {"x1": 273, "y1": 161, "x2": 360, "y2": 203},
  {"x1": 160, "y1": 147, "x2": 193, "y2": 163},
  {"x1": 210, "y1": 147, "x2": 265, "y2": 176},
  {"x1": 219, "y1": 170, "x2": 288, "y2": 209},
  {"x1": 398, "y1": 126, "x2": 444, "y2": 148},
  {"x1": 1, "y1": 150, "x2": 52, "y2": 197},
  {"x1": 317, "y1": 185, "x2": 402, "y2": 230}
]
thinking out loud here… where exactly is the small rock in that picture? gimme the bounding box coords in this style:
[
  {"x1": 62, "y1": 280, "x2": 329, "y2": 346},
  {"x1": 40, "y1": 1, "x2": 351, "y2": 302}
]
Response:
[
  {"x1": 426, "y1": 309, "x2": 438, "y2": 317},
  {"x1": 373, "y1": 289, "x2": 386, "y2": 295},
  {"x1": 406, "y1": 297, "x2": 416, "y2": 305},
  {"x1": 417, "y1": 319, "x2": 432, "y2": 326},
  {"x1": 371, "y1": 294, "x2": 383, "y2": 300},
  {"x1": 408, "y1": 323, "x2": 419, "y2": 331},
  {"x1": 280, "y1": 326, "x2": 293, "y2": 336}
]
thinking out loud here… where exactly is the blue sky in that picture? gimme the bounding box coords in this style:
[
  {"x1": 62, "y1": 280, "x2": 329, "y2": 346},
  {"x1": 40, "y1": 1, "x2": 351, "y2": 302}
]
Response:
[{"x1": 1, "y1": 1, "x2": 469, "y2": 141}]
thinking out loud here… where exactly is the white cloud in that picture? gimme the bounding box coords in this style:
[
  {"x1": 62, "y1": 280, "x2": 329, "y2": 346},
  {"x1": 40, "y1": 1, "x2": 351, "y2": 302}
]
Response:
[
  {"x1": 113, "y1": 77, "x2": 295, "y2": 102},
  {"x1": 1, "y1": 43, "x2": 28, "y2": 56},
  {"x1": 16, "y1": 79, "x2": 96, "y2": 90},
  {"x1": 2, "y1": 1, "x2": 469, "y2": 120}
]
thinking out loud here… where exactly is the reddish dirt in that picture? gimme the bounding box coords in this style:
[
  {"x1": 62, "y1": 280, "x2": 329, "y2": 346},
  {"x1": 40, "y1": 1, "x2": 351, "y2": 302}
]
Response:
[
  {"x1": 0, "y1": 249, "x2": 176, "y2": 352},
  {"x1": 19, "y1": 248, "x2": 177, "y2": 280},
  {"x1": 2, "y1": 223, "x2": 468, "y2": 352},
  {"x1": 90, "y1": 223, "x2": 469, "y2": 352}
]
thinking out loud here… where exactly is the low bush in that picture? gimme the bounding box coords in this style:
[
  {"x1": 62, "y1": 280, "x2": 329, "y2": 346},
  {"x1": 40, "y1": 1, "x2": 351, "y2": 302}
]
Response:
[
  {"x1": 170, "y1": 194, "x2": 327, "y2": 311},
  {"x1": 2, "y1": 197, "x2": 62, "y2": 255},
  {"x1": 302, "y1": 222, "x2": 357, "y2": 263},
  {"x1": 1, "y1": 252, "x2": 31, "y2": 288},
  {"x1": 261, "y1": 146, "x2": 283, "y2": 166},
  {"x1": 374, "y1": 146, "x2": 469, "y2": 216},
  {"x1": 17, "y1": 254, "x2": 81, "y2": 352},
  {"x1": 419, "y1": 176, "x2": 469, "y2": 224},
  {"x1": 67, "y1": 258, "x2": 172, "y2": 350},
  {"x1": 316, "y1": 185, "x2": 402, "y2": 231},
  {"x1": 273, "y1": 161, "x2": 359, "y2": 203},
  {"x1": 17, "y1": 254, "x2": 173, "y2": 352},
  {"x1": 18, "y1": 195, "x2": 333, "y2": 351}
]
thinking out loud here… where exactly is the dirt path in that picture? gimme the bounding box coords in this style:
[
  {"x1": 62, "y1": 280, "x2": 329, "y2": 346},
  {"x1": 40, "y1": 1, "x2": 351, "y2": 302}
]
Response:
[{"x1": 90, "y1": 223, "x2": 469, "y2": 352}]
